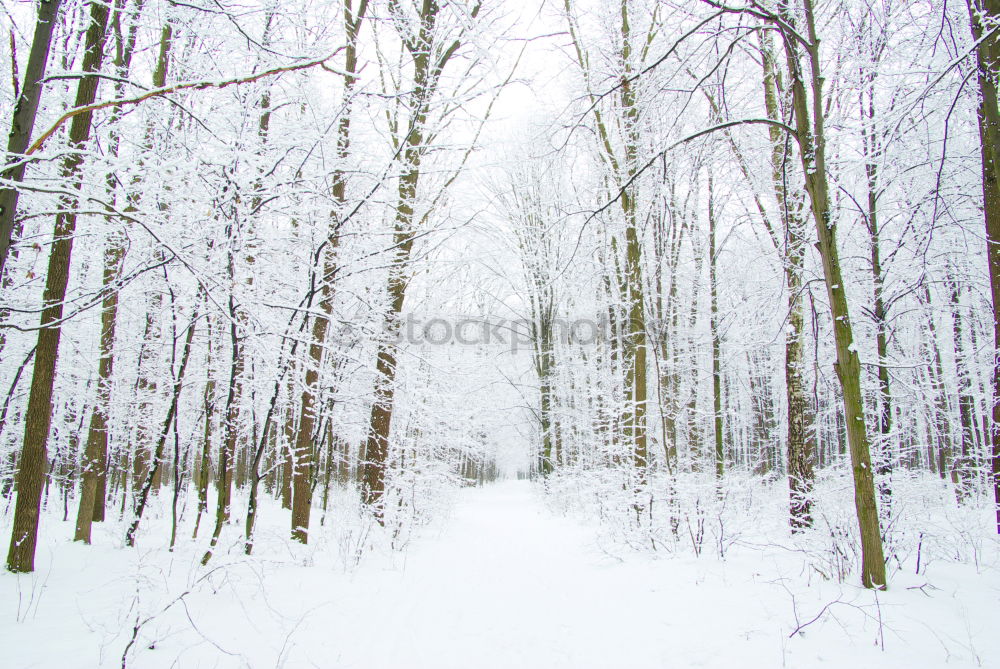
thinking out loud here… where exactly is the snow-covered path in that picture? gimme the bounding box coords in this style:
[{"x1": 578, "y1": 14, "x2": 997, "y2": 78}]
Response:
[
  {"x1": 322, "y1": 480, "x2": 687, "y2": 668},
  {"x1": 256, "y1": 479, "x2": 785, "y2": 668},
  {"x1": 3, "y1": 480, "x2": 997, "y2": 668},
  {"x1": 280, "y1": 481, "x2": 995, "y2": 669}
]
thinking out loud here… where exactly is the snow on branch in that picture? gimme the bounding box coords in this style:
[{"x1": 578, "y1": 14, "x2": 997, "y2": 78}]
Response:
[{"x1": 26, "y1": 48, "x2": 347, "y2": 156}]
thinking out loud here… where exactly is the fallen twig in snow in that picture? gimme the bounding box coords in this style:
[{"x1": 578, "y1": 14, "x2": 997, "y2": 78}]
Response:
[{"x1": 120, "y1": 566, "x2": 225, "y2": 669}]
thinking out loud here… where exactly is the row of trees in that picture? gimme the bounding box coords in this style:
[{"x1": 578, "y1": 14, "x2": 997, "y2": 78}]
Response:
[
  {"x1": 0, "y1": 0, "x2": 502, "y2": 572},
  {"x1": 490, "y1": 0, "x2": 999, "y2": 590},
  {"x1": 1, "y1": 0, "x2": 999, "y2": 592}
]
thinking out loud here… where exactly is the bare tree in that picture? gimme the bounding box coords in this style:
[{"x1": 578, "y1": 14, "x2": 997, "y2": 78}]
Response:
[
  {"x1": 291, "y1": 0, "x2": 368, "y2": 544},
  {"x1": 360, "y1": 0, "x2": 483, "y2": 516}
]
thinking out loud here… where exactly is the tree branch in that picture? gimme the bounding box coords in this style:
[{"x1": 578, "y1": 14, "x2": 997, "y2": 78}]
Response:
[{"x1": 26, "y1": 49, "x2": 346, "y2": 156}]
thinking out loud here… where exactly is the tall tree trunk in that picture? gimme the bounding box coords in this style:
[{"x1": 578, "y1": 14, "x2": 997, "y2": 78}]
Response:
[
  {"x1": 967, "y1": 0, "x2": 1000, "y2": 533},
  {"x1": 282, "y1": 395, "x2": 294, "y2": 510},
  {"x1": 563, "y1": 0, "x2": 649, "y2": 485},
  {"x1": 951, "y1": 282, "x2": 977, "y2": 500},
  {"x1": 132, "y1": 309, "x2": 161, "y2": 495},
  {"x1": 0, "y1": 0, "x2": 63, "y2": 277},
  {"x1": 919, "y1": 283, "x2": 952, "y2": 479},
  {"x1": 860, "y1": 70, "x2": 894, "y2": 508},
  {"x1": 192, "y1": 317, "x2": 214, "y2": 539},
  {"x1": 362, "y1": 236, "x2": 412, "y2": 512},
  {"x1": 73, "y1": 240, "x2": 121, "y2": 542},
  {"x1": 6, "y1": 0, "x2": 110, "y2": 573},
  {"x1": 779, "y1": 0, "x2": 886, "y2": 588},
  {"x1": 684, "y1": 233, "x2": 705, "y2": 471},
  {"x1": 708, "y1": 173, "x2": 724, "y2": 482},
  {"x1": 125, "y1": 18, "x2": 174, "y2": 505},
  {"x1": 361, "y1": 0, "x2": 476, "y2": 514},
  {"x1": 535, "y1": 308, "x2": 556, "y2": 475},
  {"x1": 291, "y1": 0, "x2": 367, "y2": 542},
  {"x1": 760, "y1": 28, "x2": 815, "y2": 531},
  {"x1": 85, "y1": 0, "x2": 147, "y2": 531},
  {"x1": 201, "y1": 288, "x2": 241, "y2": 565},
  {"x1": 619, "y1": 0, "x2": 648, "y2": 489}
]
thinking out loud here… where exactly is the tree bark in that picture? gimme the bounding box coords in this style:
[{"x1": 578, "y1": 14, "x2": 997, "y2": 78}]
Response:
[
  {"x1": 7, "y1": 0, "x2": 110, "y2": 573},
  {"x1": 951, "y1": 282, "x2": 977, "y2": 500},
  {"x1": 0, "y1": 0, "x2": 63, "y2": 277},
  {"x1": 708, "y1": 173, "x2": 724, "y2": 482},
  {"x1": 778, "y1": 0, "x2": 886, "y2": 588},
  {"x1": 361, "y1": 0, "x2": 476, "y2": 514},
  {"x1": 563, "y1": 0, "x2": 648, "y2": 486},
  {"x1": 859, "y1": 65, "x2": 894, "y2": 508},
  {"x1": 80, "y1": 0, "x2": 148, "y2": 531},
  {"x1": 619, "y1": 0, "x2": 648, "y2": 489},
  {"x1": 291, "y1": 0, "x2": 367, "y2": 542},
  {"x1": 967, "y1": 0, "x2": 1000, "y2": 533},
  {"x1": 192, "y1": 317, "x2": 214, "y2": 539},
  {"x1": 201, "y1": 289, "x2": 241, "y2": 565},
  {"x1": 760, "y1": 30, "x2": 815, "y2": 530}
]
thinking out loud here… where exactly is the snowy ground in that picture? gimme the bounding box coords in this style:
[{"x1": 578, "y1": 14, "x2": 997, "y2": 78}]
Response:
[{"x1": 2, "y1": 480, "x2": 999, "y2": 668}]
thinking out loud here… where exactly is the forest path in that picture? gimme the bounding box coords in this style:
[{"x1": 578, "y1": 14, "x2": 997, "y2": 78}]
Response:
[
  {"x1": 343, "y1": 480, "x2": 654, "y2": 667},
  {"x1": 3, "y1": 481, "x2": 986, "y2": 668},
  {"x1": 300, "y1": 479, "x2": 780, "y2": 668}
]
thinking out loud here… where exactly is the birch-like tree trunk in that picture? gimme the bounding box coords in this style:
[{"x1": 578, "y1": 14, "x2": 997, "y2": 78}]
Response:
[{"x1": 759, "y1": 30, "x2": 815, "y2": 530}]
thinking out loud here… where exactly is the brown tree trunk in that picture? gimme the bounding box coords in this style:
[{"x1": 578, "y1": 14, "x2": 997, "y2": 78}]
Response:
[
  {"x1": 125, "y1": 304, "x2": 199, "y2": 547},
  {"x1": 124, "y1": 17, "x2": 175, "y2": 509},
  {"x1": 618, "y1": 0, "x2": 648, "y2": 490},
  {"x1": 89, "y1": 0, "x2": 148, "y2": 528},
  {"x1": 282, "y1": 398, "x2": 294, "y2": 510},
  {"x1": 291, "y1": 0, "x2": 367, "y2": 542},
  {"x1": 708, "y1": 173, "x2": 724, "y2": 482},
  {"x1": 860, "y1": 70, "x2": 894, "y2": 508},
  {"x1": 361, "y1": 0, "x2": 477, "y2": 514},
  {"x1": 73, "y1": 244, "x2": 121, "y2": 542},
  {"x1": 967, "y1": 0, "x2": 1000, "y2": 533},
  {"x1": 6, "y1": 0, "x2": 110, "y2": 573},
  {"x1": 919, "y1": 283, "x2": 952, "y2": 479},
  {"x1": 951, "y1": 282, "x2": 977, "y2": 500},
  {"x1": 778, "y1": 0, "x2": 886, "y2": 588},
  {"x1": 201, "y1": 289, "x2": 241, "y2": 565},
  {"x1": 192, "y1": 320, "x2": 214, "y2": 539},
  {"x1": 0, "y1": 0, "x2": 63, "y2": 277}
]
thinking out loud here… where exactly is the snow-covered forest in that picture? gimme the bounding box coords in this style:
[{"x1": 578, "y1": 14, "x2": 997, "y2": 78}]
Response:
[{"x1": 1, "y1": 0, "x2": 999, "y2": 666}]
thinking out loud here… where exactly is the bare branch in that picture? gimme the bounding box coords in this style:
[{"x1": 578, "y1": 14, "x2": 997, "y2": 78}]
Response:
[{"x1": 26, "y1": 49, "x2": 346, "y2": 156}]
